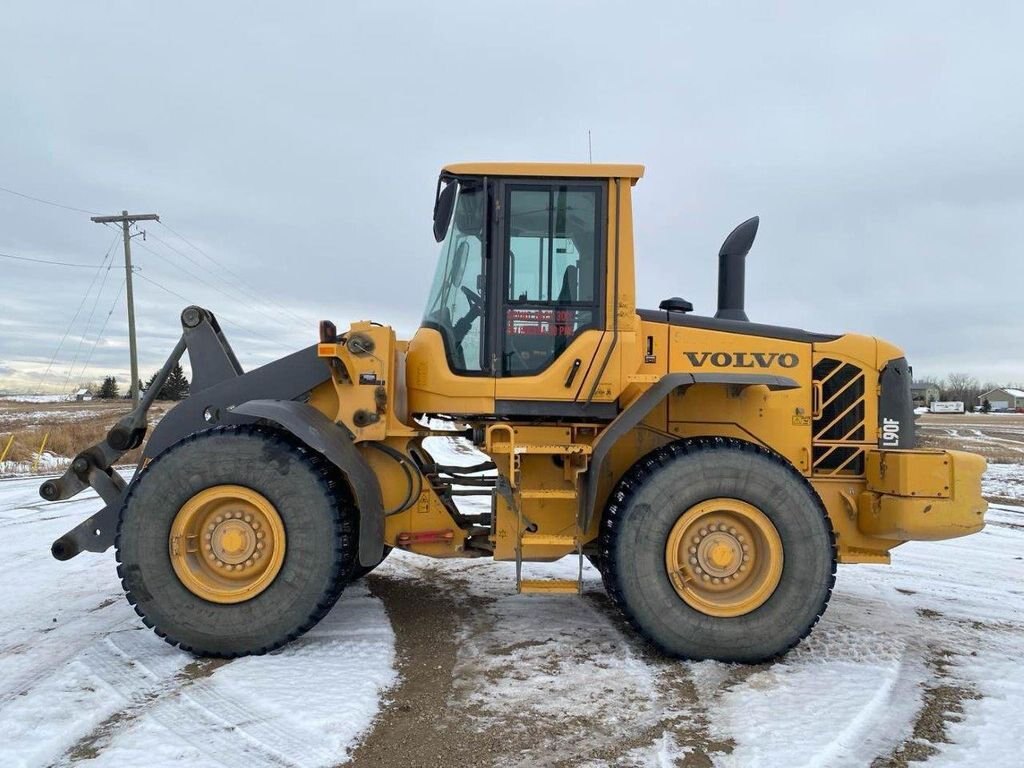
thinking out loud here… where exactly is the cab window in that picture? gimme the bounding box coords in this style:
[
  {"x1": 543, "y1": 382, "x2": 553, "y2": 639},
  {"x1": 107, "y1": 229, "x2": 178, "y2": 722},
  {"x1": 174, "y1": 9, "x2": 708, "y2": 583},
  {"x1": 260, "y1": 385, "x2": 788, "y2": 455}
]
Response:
[
  {"x1": 503, "y1": 183, "x2": 602, "y2": 375},
  {"x1": 422, "y1": 182, "x2": 487, "y2": 372}
]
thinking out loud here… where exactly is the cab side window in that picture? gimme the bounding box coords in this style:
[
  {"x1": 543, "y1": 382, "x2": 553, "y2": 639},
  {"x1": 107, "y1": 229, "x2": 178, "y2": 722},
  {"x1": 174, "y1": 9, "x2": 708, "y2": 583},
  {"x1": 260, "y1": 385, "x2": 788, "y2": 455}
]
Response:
[{"x1": 503, "y1": 183, "x2": 602, "y2": 375}]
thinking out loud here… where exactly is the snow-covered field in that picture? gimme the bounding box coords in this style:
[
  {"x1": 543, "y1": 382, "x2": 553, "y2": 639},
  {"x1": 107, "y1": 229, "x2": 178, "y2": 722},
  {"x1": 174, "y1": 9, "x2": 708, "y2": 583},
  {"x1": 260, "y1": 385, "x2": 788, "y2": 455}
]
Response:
[
  {"x1": 1, "y1": 438, "x2": 1022, "y2": 767},
  {"x1": 0, "y1": 408, "x2": 105, "y2": 427},
  {"x1": 0, "y1": 395, "x2": 74, "y2": 403}
]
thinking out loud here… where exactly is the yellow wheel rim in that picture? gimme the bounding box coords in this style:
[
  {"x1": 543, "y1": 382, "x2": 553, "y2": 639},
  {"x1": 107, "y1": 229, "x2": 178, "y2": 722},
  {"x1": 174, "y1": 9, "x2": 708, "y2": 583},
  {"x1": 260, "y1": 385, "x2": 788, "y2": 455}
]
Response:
[
  {"x1": 665, "y1": 498, "x2": 783, "y2": 618},
  {"x1": 169, "y1": 485, "x2": 286, "y2": 604}
]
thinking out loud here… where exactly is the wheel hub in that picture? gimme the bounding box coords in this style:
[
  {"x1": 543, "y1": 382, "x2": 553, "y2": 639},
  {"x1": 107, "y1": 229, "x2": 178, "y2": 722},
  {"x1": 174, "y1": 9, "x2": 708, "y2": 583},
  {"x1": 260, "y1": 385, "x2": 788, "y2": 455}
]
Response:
[
  {"x1": 666, "y1": 498, "x2": 783, "y2": 617},
  {"x1": 697, "y1": 531, "x2": 742, "y2": 576},
  {"x1": 169, "y1": 485, "x2": 285, "y2": 603}
]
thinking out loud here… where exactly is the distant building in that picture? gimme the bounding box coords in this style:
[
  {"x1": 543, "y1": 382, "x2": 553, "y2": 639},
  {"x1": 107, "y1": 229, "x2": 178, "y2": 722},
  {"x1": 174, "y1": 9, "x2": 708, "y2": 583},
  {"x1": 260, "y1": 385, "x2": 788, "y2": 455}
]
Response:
[
  {"x1": 978, "y1": 388, "x2": 1024, "y2": 412},
  {"x1": 911, "y1": 382, "x2": 940, "y2": 407},
  {"x1": 74, "y1": 388, "x2": 93, "y2": 402}
]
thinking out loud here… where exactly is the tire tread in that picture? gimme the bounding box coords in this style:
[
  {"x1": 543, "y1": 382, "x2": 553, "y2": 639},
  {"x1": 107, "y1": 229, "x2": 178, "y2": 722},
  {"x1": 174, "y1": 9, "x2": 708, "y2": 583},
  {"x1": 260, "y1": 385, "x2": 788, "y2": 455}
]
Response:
[
  {"x1": 597, "y1": 436, "x2": 837, "y2": 661},
  {"x1": 115, "y1": 424, "x2": 357, "y2": 657}
]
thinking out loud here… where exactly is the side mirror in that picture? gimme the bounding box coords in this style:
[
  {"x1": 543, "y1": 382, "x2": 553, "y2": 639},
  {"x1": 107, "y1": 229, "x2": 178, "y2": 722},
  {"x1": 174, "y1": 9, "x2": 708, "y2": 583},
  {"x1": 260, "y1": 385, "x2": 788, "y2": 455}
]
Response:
[{"x1": 433, "y1": 181, "x2": 457, "y2": 242}]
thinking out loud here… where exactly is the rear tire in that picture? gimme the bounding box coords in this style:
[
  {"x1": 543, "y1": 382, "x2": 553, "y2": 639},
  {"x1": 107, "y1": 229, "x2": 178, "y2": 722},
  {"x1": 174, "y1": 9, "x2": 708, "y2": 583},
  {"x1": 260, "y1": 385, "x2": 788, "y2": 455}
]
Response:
[
  {"x1": 116, "y1": 425, "x2": 357, "y2": 657},
  {"x1": 598, "y1": 438, "x2": 835, "y2": 663}
]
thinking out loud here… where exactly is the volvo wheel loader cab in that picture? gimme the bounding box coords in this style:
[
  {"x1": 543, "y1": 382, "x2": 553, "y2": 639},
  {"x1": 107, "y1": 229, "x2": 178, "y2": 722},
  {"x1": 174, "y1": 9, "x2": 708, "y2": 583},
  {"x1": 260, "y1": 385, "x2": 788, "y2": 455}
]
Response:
[{"x1": 42, "y1": 162, "x2": 988, "y2": 663}]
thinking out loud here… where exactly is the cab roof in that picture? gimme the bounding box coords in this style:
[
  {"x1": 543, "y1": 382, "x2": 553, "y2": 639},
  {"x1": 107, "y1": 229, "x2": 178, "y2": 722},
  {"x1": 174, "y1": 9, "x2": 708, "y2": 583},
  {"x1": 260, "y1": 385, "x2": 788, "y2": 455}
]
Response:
[{"x1": 442, "y1": 162, "x2": 645, "y2": 180}]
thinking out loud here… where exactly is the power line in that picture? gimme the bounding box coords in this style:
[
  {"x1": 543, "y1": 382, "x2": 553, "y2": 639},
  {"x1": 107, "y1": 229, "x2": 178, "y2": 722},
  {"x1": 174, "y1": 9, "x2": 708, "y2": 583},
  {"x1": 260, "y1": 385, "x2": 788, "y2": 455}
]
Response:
[
  {"x1": 62, "y1": 251, "x2": 119, "y2": 391},
  {"x1": 143, "y1": 230, "x2": 292, "y2": 320},
  {"x1": 154, "y1": 220, "x2": 317, "y2": 326},
  {"x1": 75, "y1": 278, "x2": 128, "y2": 386},
  {"x1": 0, "y1": 250, "x2": 105, "y2": 268},
  {"x1": 0, "y1": 183, "x2": 100, "y2": 215},
  {"x1": 130, "y1": 234, "x2": 310, "y2": 338},
  {"x1": 132, "y1": 270, "x2": 297, "y2": 353},
  {"x1": 37, "y1": 232, "x2": 121, "y2": 388}
]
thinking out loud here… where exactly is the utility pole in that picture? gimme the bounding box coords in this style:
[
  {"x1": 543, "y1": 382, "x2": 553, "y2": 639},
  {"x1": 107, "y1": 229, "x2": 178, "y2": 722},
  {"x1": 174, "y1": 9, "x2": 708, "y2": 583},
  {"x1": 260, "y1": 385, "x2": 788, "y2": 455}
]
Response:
[{"x1": 90, "y1": 210, "x2": 160, "y2": 406}]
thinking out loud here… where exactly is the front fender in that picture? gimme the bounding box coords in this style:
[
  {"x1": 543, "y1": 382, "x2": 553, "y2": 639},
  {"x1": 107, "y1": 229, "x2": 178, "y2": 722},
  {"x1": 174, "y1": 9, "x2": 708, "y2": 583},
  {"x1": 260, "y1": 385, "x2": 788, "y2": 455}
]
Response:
[{"x1": 231, "y1": 399, "x2": 385, "y2": 567}]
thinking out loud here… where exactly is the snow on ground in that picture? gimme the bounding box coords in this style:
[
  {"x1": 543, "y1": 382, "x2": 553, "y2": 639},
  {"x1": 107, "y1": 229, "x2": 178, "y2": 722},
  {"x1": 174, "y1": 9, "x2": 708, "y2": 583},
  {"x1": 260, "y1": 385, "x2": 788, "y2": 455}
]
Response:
[
  {"x1": 0, "y1": 394, "x2": 73, "y2": 403},
  {"x1": 982, "y1": 462, "x2": 1024, "y2": 501},
  {"x1": 0, "y1": 408, "x2": 105, "y2": 425},
  {"x1": 0, "y1": 477, "x2": 396, "y2": 768},
  {"x1": 0, "y1": 438, "x2": 1022, "y2": 766},
  {"x1": 0, "y1": 451, "x2": 73, "y2": 478}
]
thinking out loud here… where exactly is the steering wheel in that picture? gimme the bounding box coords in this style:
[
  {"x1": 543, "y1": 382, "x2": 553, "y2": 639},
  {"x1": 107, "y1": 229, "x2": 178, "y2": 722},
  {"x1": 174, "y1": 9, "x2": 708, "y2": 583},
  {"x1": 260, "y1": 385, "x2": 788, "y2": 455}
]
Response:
[
  {"x1": 460, "y1": 285, "x2": 484, "y2": 315},
  {"x1": 452, "y1": 285, "x2": 484, "y2": 345}
]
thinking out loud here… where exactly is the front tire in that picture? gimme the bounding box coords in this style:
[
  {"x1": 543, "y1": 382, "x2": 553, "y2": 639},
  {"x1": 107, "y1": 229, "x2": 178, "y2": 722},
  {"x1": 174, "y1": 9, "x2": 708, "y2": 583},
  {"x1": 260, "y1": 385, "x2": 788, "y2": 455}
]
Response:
[
  {"x1": 599, "y1": 438, "x2": 835, "y2": 663},
  {"x1": 116, "y1": 425, "x2": 357, "y2": 657}
]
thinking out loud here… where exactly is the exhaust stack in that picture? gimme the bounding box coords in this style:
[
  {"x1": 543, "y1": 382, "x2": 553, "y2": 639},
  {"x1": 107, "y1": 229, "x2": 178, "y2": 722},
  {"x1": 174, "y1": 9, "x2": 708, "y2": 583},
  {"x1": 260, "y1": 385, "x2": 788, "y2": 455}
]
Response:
[{"x1": 715, "y1": 216, "x2": 759, "y2": 322}]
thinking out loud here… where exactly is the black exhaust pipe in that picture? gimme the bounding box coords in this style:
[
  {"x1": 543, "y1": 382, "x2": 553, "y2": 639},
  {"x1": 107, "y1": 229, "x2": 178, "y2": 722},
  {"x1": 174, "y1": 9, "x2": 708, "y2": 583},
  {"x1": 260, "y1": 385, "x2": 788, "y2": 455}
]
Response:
[{"x1": 715, "y1": 216, "x2": 759, "y2": 322}]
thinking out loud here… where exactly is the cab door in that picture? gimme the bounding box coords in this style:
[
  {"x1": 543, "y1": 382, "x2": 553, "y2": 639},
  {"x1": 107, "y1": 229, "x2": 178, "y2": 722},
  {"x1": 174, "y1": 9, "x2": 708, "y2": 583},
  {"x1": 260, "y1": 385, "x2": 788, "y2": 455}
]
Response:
[{"x1": 492, "y1": 180, "x2": 614, "y2": 418}]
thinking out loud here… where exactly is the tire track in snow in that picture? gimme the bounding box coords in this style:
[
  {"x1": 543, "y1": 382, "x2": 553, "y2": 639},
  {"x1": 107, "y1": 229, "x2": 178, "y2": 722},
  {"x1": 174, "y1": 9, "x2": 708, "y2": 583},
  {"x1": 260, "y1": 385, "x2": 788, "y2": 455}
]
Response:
[
  {"x1": 871, "y1": 647, "x2": 981, "y2": 768},
  {"x1": 56, "y1": 631, "x2": 212, "y2": 765},
  {"x1": 0, "y1": 598, "x2": 136, "y2": 706},
  {"x1": 64, "y1": 584, "x2": 395, "y2": 768},
  {"x1": 0, "y1": 628, "x2": 190, "y2": 767}
]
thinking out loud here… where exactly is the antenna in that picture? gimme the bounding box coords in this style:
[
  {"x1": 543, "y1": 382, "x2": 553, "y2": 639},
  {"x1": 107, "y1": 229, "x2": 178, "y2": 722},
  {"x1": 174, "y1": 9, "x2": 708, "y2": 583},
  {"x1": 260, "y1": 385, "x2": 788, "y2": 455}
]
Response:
[{"x1": 588, "y1": 130, "x2": 593, "y2": 163}]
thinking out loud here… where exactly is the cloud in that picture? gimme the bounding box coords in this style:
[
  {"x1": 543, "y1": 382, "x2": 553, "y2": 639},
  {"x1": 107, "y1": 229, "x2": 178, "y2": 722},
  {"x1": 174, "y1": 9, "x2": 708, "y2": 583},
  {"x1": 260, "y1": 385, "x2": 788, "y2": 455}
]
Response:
[{"x1": 0, "y1": 1, "x2": 1021, "y2": 390}]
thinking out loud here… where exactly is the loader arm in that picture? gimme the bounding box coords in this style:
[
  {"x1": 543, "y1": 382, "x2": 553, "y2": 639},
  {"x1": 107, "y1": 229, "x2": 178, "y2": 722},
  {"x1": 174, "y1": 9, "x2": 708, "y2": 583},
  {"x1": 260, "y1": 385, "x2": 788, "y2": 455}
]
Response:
[{"x1": 44, "y1": 306, "x2": 338, "y2": 560}]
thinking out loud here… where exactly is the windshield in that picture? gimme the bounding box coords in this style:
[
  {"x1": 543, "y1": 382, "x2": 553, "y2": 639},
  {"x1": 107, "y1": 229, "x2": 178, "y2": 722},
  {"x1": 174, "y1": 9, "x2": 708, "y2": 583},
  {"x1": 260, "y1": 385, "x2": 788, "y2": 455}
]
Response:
[{"x1": 422, "y1": 181, "x2": 486, "y2": 372}]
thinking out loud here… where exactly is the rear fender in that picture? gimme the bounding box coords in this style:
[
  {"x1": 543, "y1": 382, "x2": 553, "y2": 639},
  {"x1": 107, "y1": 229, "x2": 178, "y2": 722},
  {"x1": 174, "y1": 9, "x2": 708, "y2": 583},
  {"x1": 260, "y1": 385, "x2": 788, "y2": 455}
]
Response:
[
  {"x1": 231, "y1": 399, "x2": 385, "y2": 567},
  {"x1": 581, "y1": 372, "x2": 800, "y2": 531}
]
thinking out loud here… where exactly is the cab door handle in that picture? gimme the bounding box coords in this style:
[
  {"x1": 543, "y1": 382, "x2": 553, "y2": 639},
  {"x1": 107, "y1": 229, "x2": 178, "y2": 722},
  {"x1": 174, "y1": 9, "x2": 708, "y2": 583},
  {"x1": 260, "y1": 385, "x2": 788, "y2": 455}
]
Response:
[{"x1": 564, "y1": 358, "x2": 582, "y2": 388}]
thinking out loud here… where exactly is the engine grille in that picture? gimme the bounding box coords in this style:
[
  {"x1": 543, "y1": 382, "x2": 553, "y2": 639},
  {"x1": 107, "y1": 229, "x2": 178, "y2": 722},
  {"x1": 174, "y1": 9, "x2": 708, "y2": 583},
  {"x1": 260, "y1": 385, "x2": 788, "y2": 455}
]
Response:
[{"x1": 812, "y1": 357, "x2": 866, "y2": 476}]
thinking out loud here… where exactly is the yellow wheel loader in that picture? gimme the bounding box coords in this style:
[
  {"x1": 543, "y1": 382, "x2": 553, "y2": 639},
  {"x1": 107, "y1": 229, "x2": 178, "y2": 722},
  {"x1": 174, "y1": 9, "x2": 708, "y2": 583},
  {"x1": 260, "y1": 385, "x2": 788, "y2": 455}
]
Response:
[{"x1": 42, "y1": 163, "x2": 988, "y2": 662}]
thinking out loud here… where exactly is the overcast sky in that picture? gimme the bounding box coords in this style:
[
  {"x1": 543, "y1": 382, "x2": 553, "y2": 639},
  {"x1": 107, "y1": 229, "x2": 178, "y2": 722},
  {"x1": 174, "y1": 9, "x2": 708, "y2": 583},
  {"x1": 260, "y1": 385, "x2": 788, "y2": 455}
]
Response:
[{"x1": 1, "y1": 1, "x2": 1022, "y2": 393}]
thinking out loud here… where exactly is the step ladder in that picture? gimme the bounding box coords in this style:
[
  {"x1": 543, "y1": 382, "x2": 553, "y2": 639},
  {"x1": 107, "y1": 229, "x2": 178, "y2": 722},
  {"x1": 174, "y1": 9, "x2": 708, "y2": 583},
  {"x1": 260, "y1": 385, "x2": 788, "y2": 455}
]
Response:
[
  {"x1": 518, "y1": 531, "x2": 583, "y2": 595},
  {"x1": 490, "y1": 425, "x2": 587, "y2": 596}
]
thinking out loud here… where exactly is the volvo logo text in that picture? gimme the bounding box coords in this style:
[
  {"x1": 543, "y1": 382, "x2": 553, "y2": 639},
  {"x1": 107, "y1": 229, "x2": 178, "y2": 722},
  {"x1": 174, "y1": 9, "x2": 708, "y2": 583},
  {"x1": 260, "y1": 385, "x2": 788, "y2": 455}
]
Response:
[{"x1": 682, "y1": 351, "x2": 800, "y2": 369}]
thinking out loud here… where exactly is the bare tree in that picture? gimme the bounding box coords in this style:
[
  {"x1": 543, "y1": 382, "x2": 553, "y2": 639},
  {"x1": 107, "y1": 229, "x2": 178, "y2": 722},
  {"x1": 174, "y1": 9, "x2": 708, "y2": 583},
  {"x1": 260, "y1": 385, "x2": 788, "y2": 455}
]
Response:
[{"x1": 944, "y1": 372, "x2": 980, "y2": 406}]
